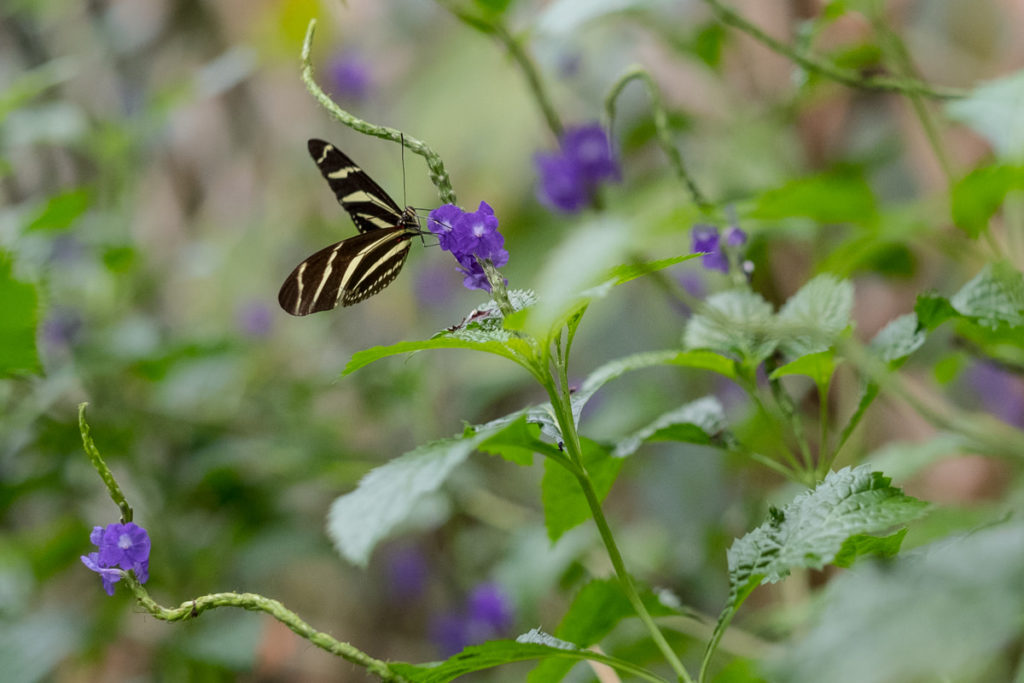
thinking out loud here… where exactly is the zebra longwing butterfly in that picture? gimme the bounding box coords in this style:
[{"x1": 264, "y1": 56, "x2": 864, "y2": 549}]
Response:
[{"x1": 278, "y1": 139, "x2": 421, "y2": 316}]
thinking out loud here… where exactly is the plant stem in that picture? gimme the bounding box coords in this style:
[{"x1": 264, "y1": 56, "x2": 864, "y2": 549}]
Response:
[
  {"x1": 542, "y1": 369, "x2": 694, "y2": 683},
  {"x1": 300, "y1": 19, "x2": 456, "y2": 205},
  {"x1": 605, "y1": 66, "x2": 713, "y2": 213},
  {"x1": 78, "y1": 403, "x2": 133, "y2": 523},
  {"x1": 124, "y1": 575, "x2": 411, "y2": 682},
  {"x1": 700, "y1": 0, "x2": 966, "y2": 99}
]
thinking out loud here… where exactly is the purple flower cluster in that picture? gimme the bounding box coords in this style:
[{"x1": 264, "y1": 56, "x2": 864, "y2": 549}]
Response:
[
  {"x1": 534, "y1": 122, "x2": 621, "y2": 213},
  {"x1": 691, "y1": 224, "x2": 747, "y2": 273},
  {"x1": 427, "y1": 201, "x2": 509, "y2": 292},
  {"x1": 430, "y1": 583, "x2": 514, "y2": 656},
  {"x1": 327, "y1": 52, "x2": 372, "y2": 101},
  {"x1": 80, "y1": 522, "x2": 150, "y2": 595}
]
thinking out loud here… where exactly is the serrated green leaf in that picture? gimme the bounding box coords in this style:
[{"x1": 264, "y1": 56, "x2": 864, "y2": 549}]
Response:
[
  {"x1": 0, "y1": 253, "x2": 42, "y2": 377},
  {"x1": 614, "y1": 396, "x2": 726, "y2": 457},
  {"x1": 769, "y1": 350, "x2": 838, "y2": 387},
  {"x1": 749, "y1": 168, "x2": 878, "y2": 225},
  {"x1": 869, "y1": 313, "x2": 926, "y2": 364},
  {"x1": 343, "y1": 337, "x2": 527, "y2": 375},
  {"x1": 683, "y1": 289, "x2": 778, "y2": 363},
  {"x1": 770, "y1": 522, "x2": 1024, "y2": 683},
  {"x1": 914, "y1": 292, "x2": 959, "y2": 331},
  {"x1": 950, "y1": 261, "x2": 1024, "y2": 327},
  {"x1": 703, "y1": 466, "x2": 928, "y2": 673},
  {"x1": 947, "y1": 69, "x2": 1024, "y2": 160},
  {"x1": 392, "y1": 631, "x2": 660, "y2": 683},
  {"x1": 776, "y1": 275, "x2": 853, "y2": 358},
  {"x1": 542, "y1": 438, "x2": 622, "y2": 542},
  {"x1": 327, "y1": 428, "x2": 502, "y2": 566},
  {"x1": 24, "y1": 187, "x2": 91, "y2": 233},
  {"x1": 950, "y1": 164, "x2": 1022, "y2": 238}
]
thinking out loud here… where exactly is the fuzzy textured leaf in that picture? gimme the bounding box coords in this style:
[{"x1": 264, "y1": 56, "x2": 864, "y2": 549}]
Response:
[
  {"x1": 542, "y1": 438, "x2": 622, "y2": 542},
  {"x1": 869, "y1": 313, "x2": 926, "y2": 363},
  {"x1": 613, "y1": 396, "x2": 726, "y2": 457},
  {"x1": 947, "y1": 69, "x2": 1024, "y2": 160},
  {"x1": 683, "y1": 289, "x2": 777, "y2": 363},
  {"x1": 776, "y1": 275, "x2": 854, "y2": 358},
  {"x1": 949, "y1": 262, "x2": 1024, "y2": 327}
]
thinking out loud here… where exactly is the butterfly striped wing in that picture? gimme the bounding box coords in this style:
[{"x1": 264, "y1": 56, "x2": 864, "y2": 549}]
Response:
[
  {"x1": 278, "y1": 227, "x2": 413, "y2": 316},
  {"x1": 307, "y1": 138, "x2": 405, "y2": 234}
]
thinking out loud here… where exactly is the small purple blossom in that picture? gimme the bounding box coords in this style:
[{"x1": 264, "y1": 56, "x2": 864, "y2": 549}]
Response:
[
  {"x1": 534, "y1": 122, "x2": 621, "y2": 214},
  {"x1": 966, "y1": 361, "x2": 1024, "y2": 426},
  {"x1": 81, "y1": 522, "x2": 151, "y2": 595},
  {"x1": 386, "y1": 546, "x2": 429, "y2": 600},
  {"x1": 430, "y1": 583, "x2": 515, "y2": 656},
  {"x1": 237, "y1": 301, "x2": 272, "y2": 337},
  {"x1": 691, "y1": 224, "x2": 747, "y2": 274},
  {"x1": 427, "y1": 201, "x2": 509, "y2": 292},
  {"x1": 327, "y1": 52, "x2": 372, "y2": 101}
]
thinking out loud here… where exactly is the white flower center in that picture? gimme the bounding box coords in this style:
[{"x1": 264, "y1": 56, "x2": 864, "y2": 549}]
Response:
[{"x1": 118, "y1": 533, "x2": 132, "y2": 549}]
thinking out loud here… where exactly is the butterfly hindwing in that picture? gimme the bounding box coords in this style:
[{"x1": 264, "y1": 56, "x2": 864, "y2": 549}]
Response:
[
  {"x1": 278, "y1": 227, "x2": 413, "y2": 316},
  {"x1": 307, "y1": 138, "x2": 405, "y2": 234}
]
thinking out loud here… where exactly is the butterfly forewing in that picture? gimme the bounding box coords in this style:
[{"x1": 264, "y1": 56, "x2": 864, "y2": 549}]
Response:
[
  {"x1": 279, "y1": 139, "x2": 420, "y2": 316},
  {"x1": 307, "y1": 138, "x2": 405, "y2": 234}
]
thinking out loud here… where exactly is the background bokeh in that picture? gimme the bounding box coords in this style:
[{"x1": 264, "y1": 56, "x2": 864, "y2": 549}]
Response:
[{"x1": 3, "y1": 0, "x2": 1024, "y2": 680}]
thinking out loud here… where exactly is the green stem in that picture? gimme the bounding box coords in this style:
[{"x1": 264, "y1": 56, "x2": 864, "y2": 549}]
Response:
[
  {"x1": 300, "y1": 19, "x2": 456, "y2": 205},
  {"x1": 605, "y1": 66, "x2": 712, "y2": 213},
  {"x1": 542, "y1": 371, "x2": 693, "y2": 683},
  {"x1": 817, "y1": 380, "x2": 831, "y2": 480},
  {"x1": 123, "y1": 575, "x2": 410, "y2": 682},
  {"x1": 700, "y1": 0, "x2": 966, "y2": 99},
  {"x1": 78, "y1": 403, "x2": 133, "y2": 523},
  {"x1": 479, "y1": 257, "x2": 514, "y2": 318},
  {"x1": 866, "y1": 4, "x2": 955, "y2": 183}
]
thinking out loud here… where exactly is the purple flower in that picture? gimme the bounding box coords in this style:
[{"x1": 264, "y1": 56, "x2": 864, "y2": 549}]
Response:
[
  {"x1": 691, "y1": 224, "x2": 747, "y2": 273},
  {"x1": 429, "y1": 582, "x2": 514, "y2": 656},
  {"x1": 386, "y1": 546, "x2": 429, "y2": 600},
  {"x1": 427, "y1": 202, "x2": 509, "y2": 292},
  {"x1": 236, "y1": 301, "x2": 272, "y2": 338},
  {"x1": 534, "y1": 122, "x2": 621, "y2": 214},
  {"x1": 327, "y1": 52, "x2": 371, "y2": 101},
  {"x1": 41, "y1": 309, "x2": 82, "y2": 350},
  {"x1": 561, "y1": 123, "x2": 621, "y2": 184},
  {"x1": 466, "y1": 583, "x2": 513, "y2": 632},
  {"x1": 966, "y1": 361, "x2": 1024, "y2": 426},
  {"x1": 81, "y1": 522, "x2": 151, "y2": 594},
  {"x1": 534, "y1": 152, "x2": 589, "y2": 213}
]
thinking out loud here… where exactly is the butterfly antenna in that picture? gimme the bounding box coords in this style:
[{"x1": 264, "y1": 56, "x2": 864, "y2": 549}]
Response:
[{"x1": 400, "y1": 132, "x2": 409, "y2": 210}]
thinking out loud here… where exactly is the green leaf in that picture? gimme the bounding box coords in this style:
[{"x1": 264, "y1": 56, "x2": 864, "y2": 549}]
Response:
[
  {"x1": 703, "y1": 466, "x2": 928, "y2": 672},
  {"x1": 392, "y1": 631, "x2": 661, "y2": 683},
  {"x1": 947, "y1": 69, "x2": 1024, "y2": 160},
  {"x1": 950, "y1": 261, "x2": 1024, "y2": 327},
  {"x1": 869, "y1": 313, "x2": 926, "y2": 364},
  {"x1": 776, "y1": 275, "x2": 853, "y2": 358},
  {"x1": 769, "y1": 350, "x2": 837, "y2": 387},
  {"x1": 769, "y1": 522, "x2": 1024, "y2": 683},
  {"x1": 863, "y1": 432, "x2": 970, "y2": 482},
  {"x1": 24, "y1": 187, "x2": 91, "y2": 233},
  {"x1": 683, "y1": 289, "x2": 777, "y2": 363},
  {"x1": 528, "y1": 579, "x2": 682, "y2": 683},
  {"x1": 913, "y1": 292, "x2": 958, "y2": 331},
  {"x1": 473, "y1": 0, "x2": 515, "y2": 15},
  {"x1": 0, "y1": 253, "x2": 42, "y2": 377},
  {"x1": 613, "y1": 396, "x2": 726, "y2": 457},
  {"x1": 542, "y1": 438, "x2": 623, "y2": 542},
  {"x1": 835, "y1": 380, "x2": 878, "y2": 454},
  {"x1": 326, "y1": 427, "x2": 504, "y2": 566},
  {"x1": 950, "y1": 164, "x2": 1022, "y2": 238},
  {"x1": 749, "y1": 167, "x2": 878, "y2": 225},
  {"x1": 478, "y1": 415, "x2": 550, "y2": 466},
  {"x1": 343, "y1": 337, "x2": 527, "y2": 375},
  {"x1": 831, "y1": 528, "x2": 908, "y2": 568},
  {"x1": 586, "y1": 253, "x2": 702, "y2": 297}
]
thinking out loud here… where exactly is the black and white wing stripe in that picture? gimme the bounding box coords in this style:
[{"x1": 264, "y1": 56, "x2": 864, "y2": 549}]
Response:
[
  {"x1": 307, "y1": 138, "x2": 405, "y2": 234},
  {"x1": 278, "y1": 227, "x2": 413, "y2": 316}
]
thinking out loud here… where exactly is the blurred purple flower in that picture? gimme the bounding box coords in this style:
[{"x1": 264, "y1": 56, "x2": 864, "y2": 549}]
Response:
[
  {"x1": 327, "y1": 52, "x2": 372, "y2": 101},
  {"x1": 386, "y1": 546, "x2": 429, "y2": 601},
  {"x1": 966, "y1": 361, "x2": 1024, "y2": 426},
  {"x1": 41, "y1": 309, "x2": 82, "y2": 350},
  {"x1": 81, "y1": 522, "x2": 151, "y2": 595},
  {"x1": 429, "y1": 582, "x2": 514, "y2": 656},
  {"x1": 427, "y1": 201, "x2": 509, "y2": 292},
  {"x1": 534, "y1": 122, "x2": 620, "y2": 214},
  {"x1": 691, "y1": 224, "x2": 747, "y2": 274},
  {"x1": 237, "y1": 301, "x2": 272, "y2": 337}
]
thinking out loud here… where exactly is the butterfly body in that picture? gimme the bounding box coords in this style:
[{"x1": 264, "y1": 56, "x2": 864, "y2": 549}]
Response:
[{"x1": 278, "y1": 139, "x2": 420, "y2": 316}]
